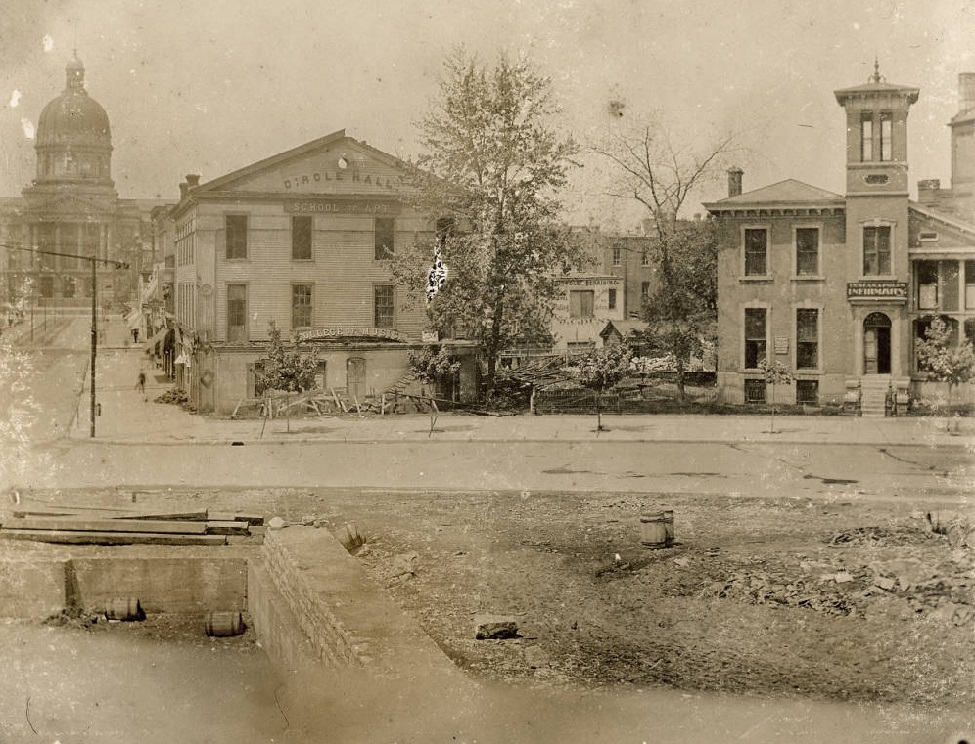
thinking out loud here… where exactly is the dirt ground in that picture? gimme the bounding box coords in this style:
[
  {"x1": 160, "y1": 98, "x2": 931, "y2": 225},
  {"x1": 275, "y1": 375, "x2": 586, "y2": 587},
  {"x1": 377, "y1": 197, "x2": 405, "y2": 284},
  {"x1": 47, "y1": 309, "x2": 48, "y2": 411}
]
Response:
[
  {"x1": 296, "y1": 488, "x2": 975, "y2": 710},
  {"x1": 6, "y1": 487, "x2": 975, "y2": 713}
]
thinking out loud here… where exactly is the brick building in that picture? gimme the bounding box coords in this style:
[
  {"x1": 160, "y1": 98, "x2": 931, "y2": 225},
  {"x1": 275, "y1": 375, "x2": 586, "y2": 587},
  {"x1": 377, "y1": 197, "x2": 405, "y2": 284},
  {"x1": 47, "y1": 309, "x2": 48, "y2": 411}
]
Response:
[{"x1": 706, "y1": 65, "x2": 975, "y2": 413}]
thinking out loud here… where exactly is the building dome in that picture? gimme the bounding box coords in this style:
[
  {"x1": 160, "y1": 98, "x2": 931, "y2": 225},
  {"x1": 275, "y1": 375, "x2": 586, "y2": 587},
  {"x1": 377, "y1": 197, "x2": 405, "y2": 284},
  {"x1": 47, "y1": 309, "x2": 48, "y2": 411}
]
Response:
[
  {"x1": 36, "y1": 55, "x2": 111, "y2": 147},
  {"x1": 34, "y1": 54, "x2": 113, "y2": 184}
]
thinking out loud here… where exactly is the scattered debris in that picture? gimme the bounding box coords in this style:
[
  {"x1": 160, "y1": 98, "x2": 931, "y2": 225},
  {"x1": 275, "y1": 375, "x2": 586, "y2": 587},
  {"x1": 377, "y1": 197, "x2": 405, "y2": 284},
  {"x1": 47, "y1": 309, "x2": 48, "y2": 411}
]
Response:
[
  {"x1": 340, "y1": 523, "x2": 365, "y2": 552},
  {"x1": 474, "y1": 614, "x2": 519, "y2": 640}
]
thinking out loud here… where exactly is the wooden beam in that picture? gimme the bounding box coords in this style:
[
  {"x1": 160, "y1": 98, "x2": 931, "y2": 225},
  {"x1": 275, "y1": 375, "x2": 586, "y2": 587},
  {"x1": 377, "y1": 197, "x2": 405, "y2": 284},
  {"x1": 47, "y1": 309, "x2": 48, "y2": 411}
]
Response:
[
  {"x1": 8, "y1": 517, "x2": 209, "y2": 535},
  {"x1": 205, "y1": 521, "x2": 251, "y2": 536},
  {"x1": 0, "y1": 529, "x2": 227, "y2": 546}
]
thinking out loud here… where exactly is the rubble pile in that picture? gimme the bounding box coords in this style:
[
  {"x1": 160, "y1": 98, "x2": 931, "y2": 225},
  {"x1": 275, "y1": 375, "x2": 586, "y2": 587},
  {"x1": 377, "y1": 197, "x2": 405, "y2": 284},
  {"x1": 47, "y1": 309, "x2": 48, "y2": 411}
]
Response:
[{"x1": 702, "y1": 515, "x2": 975, "y2": 627}]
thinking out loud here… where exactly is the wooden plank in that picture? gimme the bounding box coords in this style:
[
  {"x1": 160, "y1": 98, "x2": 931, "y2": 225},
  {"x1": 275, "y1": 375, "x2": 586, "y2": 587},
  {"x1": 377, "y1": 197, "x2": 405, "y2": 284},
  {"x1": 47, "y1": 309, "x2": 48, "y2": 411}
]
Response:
[
  {"x1": 9, "y1": 517, "x2": 209, "y2": 535},
  {"x1": 205, "y1": 521, "x2": 250, "y2": 536},
  {"x1": 11, "y1": 505, "x2": 209, "y2": 522},
  {"x1": 0, "y1": 529, "x2": 227, "y2": 546},
  {"x1": 115, "y1": 509, "x2": 209, "y2": 522},
  {"x1": 207, "y1": 512, "x2": 264, "y2": 526}
]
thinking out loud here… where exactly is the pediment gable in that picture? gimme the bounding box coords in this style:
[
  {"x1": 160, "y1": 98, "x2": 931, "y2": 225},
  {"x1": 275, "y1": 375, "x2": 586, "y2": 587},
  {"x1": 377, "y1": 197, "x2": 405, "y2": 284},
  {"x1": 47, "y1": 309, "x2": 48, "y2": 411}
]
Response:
[
  {"x1": 195, "y1": 131, "x2": 409, "y2": 198},
  {"x1": 910, "y1": 205, "x2": 975, "y2": 249}
]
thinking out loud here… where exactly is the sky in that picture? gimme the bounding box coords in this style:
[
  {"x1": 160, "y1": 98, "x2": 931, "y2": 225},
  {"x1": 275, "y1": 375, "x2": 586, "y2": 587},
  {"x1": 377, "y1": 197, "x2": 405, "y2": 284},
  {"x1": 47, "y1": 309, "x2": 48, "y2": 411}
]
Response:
[{"x1": 2, "y1": 0, "x2": 975, "y2": 230}]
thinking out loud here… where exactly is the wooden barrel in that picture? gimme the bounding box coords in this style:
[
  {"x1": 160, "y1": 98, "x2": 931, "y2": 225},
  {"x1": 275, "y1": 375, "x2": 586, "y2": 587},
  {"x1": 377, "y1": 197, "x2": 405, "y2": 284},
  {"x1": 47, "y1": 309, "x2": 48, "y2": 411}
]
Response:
[
  {"x1": 640, "y1": 511, "x2": 675, "y2": 548},
  {"x1": 205, "y1": 611, "x2": 244, "y2": 637},
  {"x1": 106, "y1": 597, "x2": 144, "y2": 621}
]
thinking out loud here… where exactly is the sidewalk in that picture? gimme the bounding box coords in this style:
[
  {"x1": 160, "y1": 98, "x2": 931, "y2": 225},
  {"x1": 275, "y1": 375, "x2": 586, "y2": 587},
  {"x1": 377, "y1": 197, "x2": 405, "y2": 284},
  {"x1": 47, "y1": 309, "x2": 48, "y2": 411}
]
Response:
[{"x1": 70, "y1": 342, "x2": 975, "y2": 448}]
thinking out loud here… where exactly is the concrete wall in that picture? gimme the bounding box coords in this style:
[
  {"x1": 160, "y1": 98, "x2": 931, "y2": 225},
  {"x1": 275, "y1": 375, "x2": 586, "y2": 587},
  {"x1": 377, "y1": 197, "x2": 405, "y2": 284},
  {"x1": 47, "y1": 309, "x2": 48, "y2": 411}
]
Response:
[
  {"x1": 0, "y1": 559, "x2": 65, "y2": 618},
  {"x1": 69, "y1": 557, "x2": 247, "y2": 613},
  {"x1": 0, "y1": 556, "x2": 247, "y2": 618}
]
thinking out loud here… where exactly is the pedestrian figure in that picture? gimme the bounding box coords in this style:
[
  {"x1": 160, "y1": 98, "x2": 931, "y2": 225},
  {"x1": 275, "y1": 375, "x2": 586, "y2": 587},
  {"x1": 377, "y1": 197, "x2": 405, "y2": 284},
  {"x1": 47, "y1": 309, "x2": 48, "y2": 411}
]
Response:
[
  {"x1": 132, "y1": 327, "x2": 139, "y2": 343},
  {"x1": 136, "y1": 371, "x2": 146, "y2": 401}
]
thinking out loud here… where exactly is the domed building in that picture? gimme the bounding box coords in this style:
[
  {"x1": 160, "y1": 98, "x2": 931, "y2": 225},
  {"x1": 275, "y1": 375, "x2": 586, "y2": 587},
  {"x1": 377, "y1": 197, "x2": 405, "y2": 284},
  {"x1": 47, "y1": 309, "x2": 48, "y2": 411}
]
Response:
[{"x1": 0, "y1": 54, "x2": 165, "y2": 321}]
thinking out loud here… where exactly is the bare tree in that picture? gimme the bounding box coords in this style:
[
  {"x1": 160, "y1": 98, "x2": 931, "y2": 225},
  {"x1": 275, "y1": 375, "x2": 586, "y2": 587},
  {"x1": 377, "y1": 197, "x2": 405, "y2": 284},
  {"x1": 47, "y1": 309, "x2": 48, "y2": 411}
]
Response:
[{"x1": 592, "y1": 118, "x2": 737, "y2": 399}]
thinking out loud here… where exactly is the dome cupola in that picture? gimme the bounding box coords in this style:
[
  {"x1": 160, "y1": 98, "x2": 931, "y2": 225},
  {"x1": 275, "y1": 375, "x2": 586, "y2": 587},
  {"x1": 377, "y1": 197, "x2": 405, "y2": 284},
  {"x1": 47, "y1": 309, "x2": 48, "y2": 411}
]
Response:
[{"x1": 34, "y1": 53, "x2": 113, "y2": 185}]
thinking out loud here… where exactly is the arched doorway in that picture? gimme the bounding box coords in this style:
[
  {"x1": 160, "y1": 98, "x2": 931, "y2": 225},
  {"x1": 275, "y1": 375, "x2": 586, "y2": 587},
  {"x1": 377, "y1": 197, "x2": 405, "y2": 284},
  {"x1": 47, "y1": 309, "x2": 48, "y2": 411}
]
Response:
[{"x1": 863, "y1": 312, "x2": 892, "y2": 374}]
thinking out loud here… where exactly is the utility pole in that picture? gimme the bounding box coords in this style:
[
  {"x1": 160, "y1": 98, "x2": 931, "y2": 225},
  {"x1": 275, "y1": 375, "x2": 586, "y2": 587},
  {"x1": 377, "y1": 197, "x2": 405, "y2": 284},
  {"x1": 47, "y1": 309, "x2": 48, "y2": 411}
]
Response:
[
  {"x1": 90, "y1": 258, "x2": 97, "y2": 438},
  {"x1": 0, "y1": 240, "x2": 127, "y2": 438}
]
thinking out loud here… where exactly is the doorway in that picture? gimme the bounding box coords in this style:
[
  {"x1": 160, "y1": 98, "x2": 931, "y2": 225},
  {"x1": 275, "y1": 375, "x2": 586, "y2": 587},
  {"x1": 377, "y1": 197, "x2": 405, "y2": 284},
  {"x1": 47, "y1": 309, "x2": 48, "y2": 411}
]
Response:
[
  {"x1": 863, "y1": 312, "x2": 891, "y2": 374},
  {"x1": 347, "y1": 357, "x2": 366, "y2": 400}
]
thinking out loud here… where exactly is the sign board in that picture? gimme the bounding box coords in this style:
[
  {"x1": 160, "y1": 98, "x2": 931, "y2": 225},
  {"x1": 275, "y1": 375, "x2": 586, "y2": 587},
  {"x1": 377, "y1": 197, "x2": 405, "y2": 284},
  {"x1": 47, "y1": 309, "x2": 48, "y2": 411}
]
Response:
[
  {"x1": 421, "y1": 330, "x2": 440, "y2": 344},
  {"x1": 295, "y1": 326, "x2": 408, "y2": 343},
  {"x1": 846, "y1": 281, "x2": 907, "y2": 300},
  {"x1": 284, "y1": 198, "x2": 400, "y2": 215},
  {"x1": 774, "y1": 336, "x2": 789, "y2": 355}
]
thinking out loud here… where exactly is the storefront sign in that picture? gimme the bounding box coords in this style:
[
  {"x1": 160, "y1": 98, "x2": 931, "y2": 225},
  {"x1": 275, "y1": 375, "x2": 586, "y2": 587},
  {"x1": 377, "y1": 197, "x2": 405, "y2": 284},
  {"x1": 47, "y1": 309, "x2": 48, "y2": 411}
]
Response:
[
  {"x1": 846, "y1": 281, "x2": 907, "y2": 300},
  {"x1": 421, "y1": 330, "x2": 440, "y2": 343},
  {"x1": 295, "y1": 326, "x2": 408, "y2": 343},
  {"x1": 284, "y1": 199, "x2": 400, "y2": 215}
]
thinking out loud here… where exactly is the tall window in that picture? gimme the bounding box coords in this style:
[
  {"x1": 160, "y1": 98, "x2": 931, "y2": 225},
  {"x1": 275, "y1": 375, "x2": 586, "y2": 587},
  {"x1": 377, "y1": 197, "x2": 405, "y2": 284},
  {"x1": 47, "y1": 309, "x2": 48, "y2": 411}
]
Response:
[
  {"x1": 917, "y1": 261, "x2": 939, "y2": 310},
  {"x1": 569, "y1": 290, "x2": 594, "y2": 318},
  {"x1": 795, "y1": 228, "x2": 819, "y2": 276},
  {"x1": 796, "y1": 308, "x2": 819, "y2": 370},
  {"x1": 38, "y1": 224, "x2": 56, "y2": 270},
  {"x1": 860, "y1": 113, "x2": 873, "y2": 162},
  {"x1": 292, "y1": 216, "x2": 312, "y2": 260},
  {"x1": 641, "y1": 249, "x2": 650, "y2": 267},
  {"x1": 880, "y1": 111, "x2": 892, "y2": 162},
  {"x1": 744, "y1": 228, "x2": 767, "y2": 276},
  {"x1": 227, "y1": 283, "x2": 247, "y2": 341},
  {"x1": 862, "y1": 225, "x2": 891, "y2": 276},
  {"x1": 744, "y1": 308, "x2": 767, "y2": 369},
  {"x1": 226, "y1": 215, "x2": 248, "y2": 260},
  {"x1": 375, "y1": 217, "x2": 395, "y2": 260},
  {"x1": 640, "y1": 281, "x2": 651, "y2": 302},
  {"x1": 966, "y1": 261, "x2": 975, "y2": 309},
  {"x1": 61, "y1": 224, "x2": 79, "y2": 269},
  {"x1": 39, "y1": 275, "x2": 54, "y2": 298},
  {"x1": 292, "y1": 283, "x2": 312, "y2": 329},
  {"x1": 374, "y1": 284, "x2": 395, "y2": 328},
  {"x1": 608, "y1": 288, "x2": 617, "y2": 310},
  {"x1": 612, "y1": 245, "x2": 622, "y2": 266}
]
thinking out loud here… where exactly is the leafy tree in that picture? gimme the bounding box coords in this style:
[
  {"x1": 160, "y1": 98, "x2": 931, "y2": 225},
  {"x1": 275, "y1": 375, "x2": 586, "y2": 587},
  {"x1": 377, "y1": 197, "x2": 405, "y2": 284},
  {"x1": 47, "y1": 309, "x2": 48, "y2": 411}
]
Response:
[
  {"x1": 255, "y1": 321, "x2": 318, "y2": 394},
  {"x1": 593, "y1": 117, "x2": 735, "y2": 399},
  {"x1": 389, "y1": 47, "x2": 589, "y2": 396},
  {"x1": 409, "y1": 344, "x2": 461, "y2": 392},
  {"x1": 758, "y1": 358, "x2": 794, "y2": 434},
  {"x1": 576, "y1": 343, "x2": 632, "y2": 431},
  {"x1": 640, "y1": 219, "x2": 719, "y2": 399},
  {"x1": 916, "y1": 316, "x2": 975, "y2": 414}
]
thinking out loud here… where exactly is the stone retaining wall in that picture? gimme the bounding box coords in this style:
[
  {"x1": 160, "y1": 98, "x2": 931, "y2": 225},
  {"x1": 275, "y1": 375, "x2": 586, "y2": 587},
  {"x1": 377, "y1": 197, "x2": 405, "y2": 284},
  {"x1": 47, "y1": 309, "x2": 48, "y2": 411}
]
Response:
[{"x1": 253, "y1": 526, "x2": 460, "y2": 679}]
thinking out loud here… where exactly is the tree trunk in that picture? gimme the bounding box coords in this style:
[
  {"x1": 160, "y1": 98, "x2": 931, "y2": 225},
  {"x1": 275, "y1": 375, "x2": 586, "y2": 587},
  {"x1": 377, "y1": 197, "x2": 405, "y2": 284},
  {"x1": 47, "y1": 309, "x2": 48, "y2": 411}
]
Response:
[
  {"x1": 595, "y1": 389, "x2": 603, "y2": 431},
  {"x1": 484, "y1": 294, "x2": 505, "y2": 396},
  {"x1": 675, "y1": 368, "x2": 686, "y2": 402}
]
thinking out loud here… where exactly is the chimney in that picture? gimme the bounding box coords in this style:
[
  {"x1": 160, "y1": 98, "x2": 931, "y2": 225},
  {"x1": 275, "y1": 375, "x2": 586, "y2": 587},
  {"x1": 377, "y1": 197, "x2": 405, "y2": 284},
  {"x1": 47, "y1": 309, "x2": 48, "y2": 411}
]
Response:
[
  {"x1": 185, "y1": 174, "x2": 201, "y2": 188},
  {"x1": 917, "y1": 179, "x2": 941, "y2": 206},
  {"x1": 960, "y1": 73, "x2": 975, "y2": 113},
  {"x1": 728, "y1": 167, "x2": 743, "y2": 198},
  {"x1": 179, "y1": 182, "x2": 188, "y2": 200}
]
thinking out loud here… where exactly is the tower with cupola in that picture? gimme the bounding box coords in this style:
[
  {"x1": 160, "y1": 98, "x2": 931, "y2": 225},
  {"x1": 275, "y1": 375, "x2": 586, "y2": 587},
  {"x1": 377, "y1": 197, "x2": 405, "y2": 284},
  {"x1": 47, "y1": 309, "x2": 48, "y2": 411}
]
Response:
[{"x1": 834, "y1": 62, "x2": 919, "y2": 377}]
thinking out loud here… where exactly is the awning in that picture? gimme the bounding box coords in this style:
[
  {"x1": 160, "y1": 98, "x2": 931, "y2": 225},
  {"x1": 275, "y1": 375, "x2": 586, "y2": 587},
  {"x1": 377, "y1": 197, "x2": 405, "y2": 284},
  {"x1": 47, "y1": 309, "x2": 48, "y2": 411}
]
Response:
[{"x1": 149, "y1": 327, "x2": 174, "y2": 354}]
